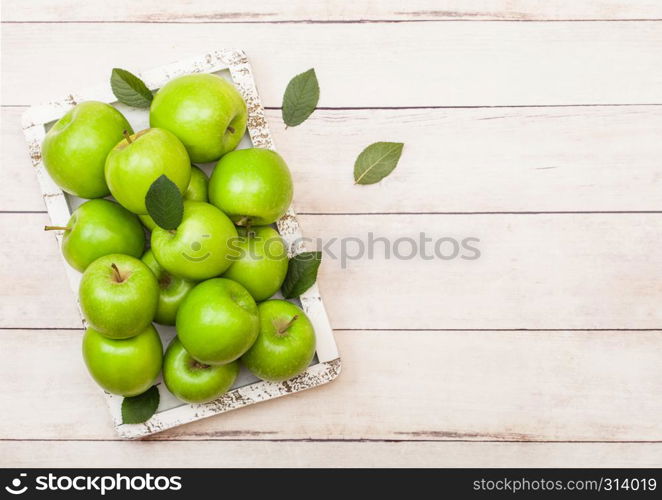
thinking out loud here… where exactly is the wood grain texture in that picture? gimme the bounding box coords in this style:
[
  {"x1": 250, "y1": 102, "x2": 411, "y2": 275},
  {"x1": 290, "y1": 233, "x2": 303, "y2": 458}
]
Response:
[
  {"x1": 4, "y1": 0, "x2": 662, "y2": 22},
  {"x1": 3, "y1": 213, "x2": 661, "y2": 330},
  {"x1": 3, "y1": 22, "x2": 662, "y2": 107},
  {"x1": 4, "y1": 106, "x2": 662, "y2": 213},
  {"x1": 3, "y1": 441, "x2": 662, "y2": 468},
  {"x1": 3, "y1": 6, "x2": 662, "y2": 466},
  {"x1": 2, "y1": 329, "x2": 661, "y2": 441}
]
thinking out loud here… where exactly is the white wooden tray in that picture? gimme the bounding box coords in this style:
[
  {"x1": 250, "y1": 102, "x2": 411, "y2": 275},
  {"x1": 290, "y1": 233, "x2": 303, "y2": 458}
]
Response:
[{"x1": 21, "y1": 49, "x2": 341, "y2": 439}]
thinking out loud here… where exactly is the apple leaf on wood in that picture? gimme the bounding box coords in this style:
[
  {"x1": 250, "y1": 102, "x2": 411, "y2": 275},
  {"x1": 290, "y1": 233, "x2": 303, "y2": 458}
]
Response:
[
  {"x1": 282, "y1": 251, "x2": 322, "y2": 298},
  {"x1": 121, "y1": 385, "x2": 160, "y2": 424},
  {"x1": 145, "y1": 175, "x2": 184, "y2": 230},
  {"x1": 110, "y1": 68, "x2": 153, "y2": 108},
  {"x1": 282, "y1": 68, "x2": 320, "y2": 127},
  {"x1": 353, "y1": 142, "x2": 404, "y2": 185}
]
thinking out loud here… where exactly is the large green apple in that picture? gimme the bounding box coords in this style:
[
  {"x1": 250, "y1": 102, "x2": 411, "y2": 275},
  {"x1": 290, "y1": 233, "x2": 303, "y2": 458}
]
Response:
[
  {"x1": 46, "y1": 199, "x2": 145, "y2": 272},
  {"x1": 82, "y1": 325, "x2": 162, "y2": 396},
  {"x1": 222, "y1": 225, "x2": 288, "y2": 301},
  {"x1": 79, "y1": 254, "x2": 158, "y2": 339},
  {"x1": 176, "y1": 278, "x2": 259, "y2": 365},
  {"x1": 42, "y1": 101, "x2": 132, "y2": 199},
  {"x1": 104, "y1": 128, "x2": 191, "y2": 214},
  {"x1": 242, "y1": 300, "x2": 316, "y2": 382},
  {"x1": 208, "y1": 148, "x2": 293, "y2": 226},
  {"x1": 163, "y1": 337, "x2": 239, "y2": 403},
  {"x1": 141, "y1": 249, "x2": 195, "y2": 325},
  {"x1": 139, "y1": 165, "x2": 208, "y2": 231},
  {"x1": 150, "y1": 73, "x2": 247, "y2": 163},
  {"x1": 151, "y1": 201, "x2": 238, "y2": 281}
]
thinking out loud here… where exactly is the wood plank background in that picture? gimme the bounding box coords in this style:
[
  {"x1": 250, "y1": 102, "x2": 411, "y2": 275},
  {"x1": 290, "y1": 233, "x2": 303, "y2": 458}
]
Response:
[{"x1": 1, "y1": 0, "x2": 661, "y2": 467}]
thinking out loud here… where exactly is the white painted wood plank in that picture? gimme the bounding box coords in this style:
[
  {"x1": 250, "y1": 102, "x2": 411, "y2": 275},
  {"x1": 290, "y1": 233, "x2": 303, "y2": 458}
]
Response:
[
  {"x1": 4, "y1": 106, "x2": 662, "y2": 213},
  {"x1": 3, "y1": 22, "x2": 662, "y2": 107},
  {"x1": 4, "y1": 0, "x2": 662, "y2": 22},
  {"x1": 3, "y1": 441, "x2": 662, "y2": 468},
  {"x1": 2, "y1": 329, "x2": 661, "y2": 441},
  {"x1": 3, "y1": 213, "x2": 661, "y2": 330}
]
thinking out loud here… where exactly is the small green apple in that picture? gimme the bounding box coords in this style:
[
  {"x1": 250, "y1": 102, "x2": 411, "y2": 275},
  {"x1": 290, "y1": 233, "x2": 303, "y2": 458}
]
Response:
[
  {"x1": 222, "y1": 225, "x2": 288, "y2": 301},
  {"x1": 42, "y1": 101, "x2": 133, "y2": 199},
  {"x1": 79, "y1": 254, "x2": 159, "y2": 339},
  {"x1": 176, "y1": 278, "x2": 259, "y2": 365},
  {"x1": 45, "y1": 199, "x2": 145, "y2": 272},
  {"x1": 242, "y1": 300, "x2": 316, "y2": 382},
  {"x1": 163, "y1": 337, "x2": 239, "y2": 403},
  {"x1": 139, "y1": 165, "x2": 208, "y2": 231},
  {"x1": 185, "y1": 164, "x2": 209, "y2": 202},
  {"x1": 150, "y1": 73, "x2": 247, "y2": 163},
  {"x1": 208, "y1": 148, "x2": 293, "y2": 226},
  {"x1": 82, "y1": 324, "x2": 162, "y2": 396},
  {"x1": 141, "y1": 249, "x2": 195, "y2": 326},
  {"x1": 104, "y1": 128, "x2": 191, "y2": 214},
  {"x1": 151, "y1": 201, "x2": 238, "y2": 281}
]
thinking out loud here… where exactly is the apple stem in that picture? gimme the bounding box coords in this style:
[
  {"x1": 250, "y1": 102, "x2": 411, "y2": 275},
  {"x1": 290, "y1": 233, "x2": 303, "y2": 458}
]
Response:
[
  {"x1": 123, "y1": 130, "x2": 133, "y2": 144},
  {"x1": 277, "y1": 315, "x2": 299, "y2": 335},
  {"x1": 227, "y1": 126, "x2": 235, "y2": 134},
  {"x1": 111, "y1": 263, "x2": 123, "y2": 282},
  {"x1": 44, "y1": 225, "x2": 70, "y2": 231}
]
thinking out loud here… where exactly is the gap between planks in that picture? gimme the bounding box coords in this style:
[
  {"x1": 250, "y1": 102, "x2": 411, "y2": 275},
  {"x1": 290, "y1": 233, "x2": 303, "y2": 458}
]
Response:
[
  {"x1": 4, "y1": 19, "x2": 662, "y2": 25},
  {"x1": 2, "y1": 438, "x2": 662, "y2": 443}
]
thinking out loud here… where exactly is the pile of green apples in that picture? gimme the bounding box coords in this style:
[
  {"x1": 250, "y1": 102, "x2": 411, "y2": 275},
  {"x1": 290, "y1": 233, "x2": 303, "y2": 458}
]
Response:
[{"x1": 41, "y1": 73, "x2": 317, "y2": 405}]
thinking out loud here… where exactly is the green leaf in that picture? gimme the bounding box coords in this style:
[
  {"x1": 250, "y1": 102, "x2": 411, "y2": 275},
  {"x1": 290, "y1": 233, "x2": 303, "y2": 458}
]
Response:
[
  {"x1": 353, "y1": 142, "x2": 404, "y2": 185},
  {"x1": 282, "y1": 68, "x2": 320, "y2": 127},
  {"x1": 110, "y1": 68, "x2": 153, "y2": 108},
  {"x1": 145, "y1": 175, "x2": 184, "y2": 230},
  {"x1": 121, "y1": 386, "x2": 159, "y2": 424},
  {"x1": 282, "y1": 251, "x2": 322, "y2": 298}
]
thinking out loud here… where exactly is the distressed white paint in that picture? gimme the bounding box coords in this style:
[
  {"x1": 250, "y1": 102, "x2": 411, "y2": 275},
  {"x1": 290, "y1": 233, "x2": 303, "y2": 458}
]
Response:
[
  {"x1": 21, "y1": 49, "x2": 340, "y2": 438},
  {"x1": 4, "y1": 441, "x2": 662, "y2": 468},
  {"x1": 5, "y1": 106, "x2": 662, "y2": 213},
  {"x1": 2, "y1": 329, "x2": 662, "y2": 441},
  {"x1": 4, "y1": 212, "x2": 662, "y2": 330},
  {"x1": 4, "y1": 0, "x2": 662, "y2": 22},
  {"x1": 4, "y1": 22, "x2": 662, "y2": 107}
]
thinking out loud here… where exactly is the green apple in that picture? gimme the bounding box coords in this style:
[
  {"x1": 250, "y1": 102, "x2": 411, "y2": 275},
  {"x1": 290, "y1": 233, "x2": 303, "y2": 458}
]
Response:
[
  {"x1": 222, "y1": 226, "x2": 288, "y2": 301},
  {"x1": 141, "y1": 249, "x2": 195, "y2": 325},
  {"x1": 208, "y1": 148, "x2": 293, "y2": 226},
  {"x1": 163, "y1": 337, "x2": 239, "y2": 403},
  {"x1": 45, "y1": 199, "x2": 145, "y2": 272},
  {"x1": 79, "y1": 254, "x2": 158, "y2": 339},
  {"x1": 184, "y1": 164, "x2": 209, "y2": 202},
  {"x1": 139, "y1": 165, "x2": 208, "y2": 231},
  {"x1": 104, "y1": 128, "x2": 191, "y2": 214},
  {"x1": 82, "y1": 324, "x2": 162, "y2": 396},
  {"x1": 151, "y1": 201, "x2": 238, "y2": 281},
  {"x1": 42, "y1": 101, "x2": 132, "y2": 199},
  {"x1": 176, "y1": 278, "x2": 259, "y2": 365},
  {"x1": 150, "y1": 73, "x2": 247, "y2": 163},
  {"x1": 242, "y1": 300, "x2": 316, "y2": 382}
]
